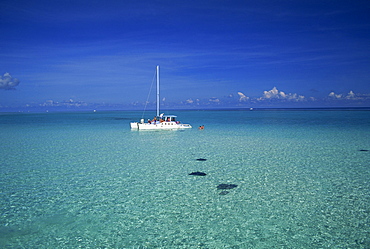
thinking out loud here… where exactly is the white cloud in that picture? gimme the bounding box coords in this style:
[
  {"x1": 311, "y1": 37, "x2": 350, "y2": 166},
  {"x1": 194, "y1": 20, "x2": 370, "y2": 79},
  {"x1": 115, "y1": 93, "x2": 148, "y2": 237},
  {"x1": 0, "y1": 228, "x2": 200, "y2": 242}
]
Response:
[
  {"x1": 40, "y1": 99, "x2": 87, "y2": 107},
  {"x1": 345, "y1": 91, "x2": 355, "y2": 99},
  {"x1": 209, "y1": 97, "x2": 220, "y2": 103},
  {"x1": 328, "y1": 92, "x2": 342, "y2": 99},
  {"x1": 279, "y1": 91, "x2": 286, "y2": 98},
  {"x1": 237, "y1": 92, "x2": 249, "y2": 102},
  {"x1": 0, "y1": 73, "x2": 20, "y2": 90},
  {"x1": 258, "y1": 87, "x2": 305, "y2": 102},
  {"x1": 328, "y1": 90, "x2": 368, "y2": 101},
  {"x1": 262, "y1": 86, "x2": 279, "y2": 99}
]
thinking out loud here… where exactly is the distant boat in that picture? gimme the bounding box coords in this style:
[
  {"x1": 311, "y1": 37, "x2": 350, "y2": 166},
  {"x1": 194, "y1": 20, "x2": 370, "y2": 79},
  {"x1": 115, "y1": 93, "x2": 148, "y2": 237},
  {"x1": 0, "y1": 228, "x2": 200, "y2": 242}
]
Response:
[{"x1": 130, "y1": 66, "x2": 192, "y2": 130}]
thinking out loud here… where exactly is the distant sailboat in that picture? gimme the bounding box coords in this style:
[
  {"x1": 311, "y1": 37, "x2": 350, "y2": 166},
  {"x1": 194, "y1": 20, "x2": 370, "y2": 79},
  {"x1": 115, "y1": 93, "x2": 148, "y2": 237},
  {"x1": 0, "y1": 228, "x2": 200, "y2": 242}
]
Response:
[{"x1": 130, "y1": 66, "x2": 192, "y2": 130}]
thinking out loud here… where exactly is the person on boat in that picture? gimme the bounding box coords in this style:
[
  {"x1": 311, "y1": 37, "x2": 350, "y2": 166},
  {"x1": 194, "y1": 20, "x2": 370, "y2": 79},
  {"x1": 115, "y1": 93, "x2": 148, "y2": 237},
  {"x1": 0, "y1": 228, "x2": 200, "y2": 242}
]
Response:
[
  {"x1": 152, "y1": 117, "x2": 157, "y2": 124},
  {"x1": 199, "y1": 125, "x2": 204, "y2": 130},
  {"x1": 148, "y1": 119, "x2": 151, "y2": 124}
]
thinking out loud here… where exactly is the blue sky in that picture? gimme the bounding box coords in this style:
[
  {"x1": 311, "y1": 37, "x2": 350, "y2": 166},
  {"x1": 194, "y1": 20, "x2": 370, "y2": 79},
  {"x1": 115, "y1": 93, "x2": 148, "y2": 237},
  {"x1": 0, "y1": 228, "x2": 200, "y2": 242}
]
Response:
[{"x1": 1, "y1": 0, "x2": 370, "y2": 110}]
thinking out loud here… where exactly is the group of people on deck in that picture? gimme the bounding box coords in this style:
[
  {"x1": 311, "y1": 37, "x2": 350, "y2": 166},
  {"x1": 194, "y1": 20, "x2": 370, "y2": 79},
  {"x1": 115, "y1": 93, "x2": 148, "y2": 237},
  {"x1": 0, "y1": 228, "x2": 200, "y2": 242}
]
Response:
[
  {"x1": 147, "y1": 116, "x2": 176, "y2": 124},
  {"x1": 145, "y1": 116, "x2": 203, "y2": 128}
]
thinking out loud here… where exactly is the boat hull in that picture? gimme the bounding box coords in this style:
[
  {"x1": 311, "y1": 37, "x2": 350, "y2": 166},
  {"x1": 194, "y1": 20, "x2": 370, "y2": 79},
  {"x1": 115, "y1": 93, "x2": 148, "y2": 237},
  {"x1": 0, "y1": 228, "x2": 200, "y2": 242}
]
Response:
[
  {"x1": 130, "y1": 122, "x2": 191, "y2": 130},
  {"x1": 130, "y1": 122, "x2": 139, "y2": 129}
]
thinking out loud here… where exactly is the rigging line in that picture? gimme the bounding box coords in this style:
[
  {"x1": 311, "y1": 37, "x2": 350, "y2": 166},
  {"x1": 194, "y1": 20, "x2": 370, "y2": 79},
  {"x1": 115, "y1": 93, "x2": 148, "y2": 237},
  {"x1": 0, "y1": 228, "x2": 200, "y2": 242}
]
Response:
[{"x1": 141, "y1": 68, "x2": 157, "y2": 119}]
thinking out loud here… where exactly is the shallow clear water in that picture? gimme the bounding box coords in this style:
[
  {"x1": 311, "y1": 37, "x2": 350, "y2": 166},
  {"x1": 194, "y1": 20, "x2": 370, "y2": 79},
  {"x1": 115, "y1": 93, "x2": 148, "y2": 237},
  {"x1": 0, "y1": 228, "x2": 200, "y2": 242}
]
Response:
[{"x1": 1, "y1": 109, "x2": 369, "y2": 248}]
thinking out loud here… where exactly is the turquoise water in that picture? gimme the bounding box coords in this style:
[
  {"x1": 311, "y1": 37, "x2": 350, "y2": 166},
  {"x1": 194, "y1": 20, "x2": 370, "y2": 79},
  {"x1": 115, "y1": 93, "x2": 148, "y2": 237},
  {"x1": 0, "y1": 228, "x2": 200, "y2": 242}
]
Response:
[{"x1": 1, "y1": 109, "x2": 369, "y2": 248}]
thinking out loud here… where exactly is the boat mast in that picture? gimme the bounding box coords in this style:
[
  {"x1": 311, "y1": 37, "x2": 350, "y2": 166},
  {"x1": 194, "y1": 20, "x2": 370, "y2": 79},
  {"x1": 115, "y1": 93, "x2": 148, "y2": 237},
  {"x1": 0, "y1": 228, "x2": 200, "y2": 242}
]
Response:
[{"x1": 156, "y1": 65, "x2": 160, "y2": 117}]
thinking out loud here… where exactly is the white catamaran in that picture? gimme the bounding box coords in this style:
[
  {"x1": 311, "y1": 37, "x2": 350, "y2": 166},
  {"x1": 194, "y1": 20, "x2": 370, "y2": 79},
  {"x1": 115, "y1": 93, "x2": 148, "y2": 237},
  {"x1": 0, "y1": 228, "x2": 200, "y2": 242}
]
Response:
[{"x1": 130, "y1": 66, "x2": 192, "y2": 130}]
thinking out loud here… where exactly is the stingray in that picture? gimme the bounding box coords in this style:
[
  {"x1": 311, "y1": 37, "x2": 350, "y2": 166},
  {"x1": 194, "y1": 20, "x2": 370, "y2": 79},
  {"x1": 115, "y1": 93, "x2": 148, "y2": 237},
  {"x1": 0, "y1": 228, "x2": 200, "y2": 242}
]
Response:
[
  {"x1": 217, "y1": 184, "x2": 238, "y2": 190},
  {"x1": 196, "y1": 158, "x2": 207, "y2": 161},
  {"x1": 189, "y1": 172, "x2": 207, "y2": 176},
  {"x1": 219, "y1": 191, "x2": 230, "y2": 195}
]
